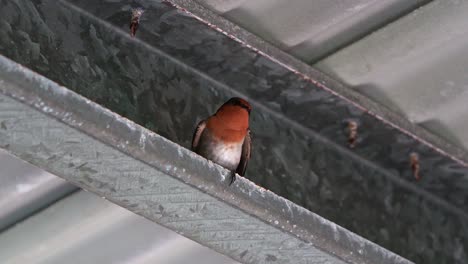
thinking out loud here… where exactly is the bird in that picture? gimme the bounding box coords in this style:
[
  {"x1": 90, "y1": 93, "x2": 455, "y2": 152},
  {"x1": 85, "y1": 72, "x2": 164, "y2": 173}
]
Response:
[{"x1": 192, "y1": 97, "x2": 252, "y2": 185}]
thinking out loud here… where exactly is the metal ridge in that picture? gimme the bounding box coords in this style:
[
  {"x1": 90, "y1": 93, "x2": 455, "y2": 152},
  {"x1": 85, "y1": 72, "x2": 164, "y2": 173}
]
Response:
[
  {"x1": 164, "y1": 0, "x2": 468, "y2": 166},
  {"x1": 0, "y1": 55, "x2": 411, "y2": 264},
  {"x1": 0, "y1": 1, "x2": 466, "y2": 262},
  {"x1": 57, "y1": 0, "x2": 468, "y2": 216}
]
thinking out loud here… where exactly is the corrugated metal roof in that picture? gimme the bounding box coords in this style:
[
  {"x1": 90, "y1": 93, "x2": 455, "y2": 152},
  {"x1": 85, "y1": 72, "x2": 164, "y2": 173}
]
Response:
[
  {"x1": 316, "y1": 0, "x2": 468, "y2": 150},
  {"x1": 199, "y1": 0, "x2": 429, "y2": 62},
  {"x1": 0, "y1": 176, "x2": 237, "y2": 264},
  {"x1": 0, "y1": 151, "x2": 77, "y2": 232},
  {"x1": 0, "y1": 52, "x2": 411, "y2": 264},
  {"x1": 1, "y1": 0, "x2": 467, "y2": 263},
  {"x1": 198, "y1": 0, "x2": 468, "y2": 150}
]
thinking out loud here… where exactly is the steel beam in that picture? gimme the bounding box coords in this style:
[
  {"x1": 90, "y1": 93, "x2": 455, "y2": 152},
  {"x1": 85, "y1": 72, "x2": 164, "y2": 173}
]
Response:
[
  {"x1": 0, "y1": 55, "x2": 410, "y2": 264},
  {"x1": 0, "y1": 190, "x2": 237, "y2": 264},
  {"x1": 0, "y1": 1, "x2": 467, "y2": 263}
]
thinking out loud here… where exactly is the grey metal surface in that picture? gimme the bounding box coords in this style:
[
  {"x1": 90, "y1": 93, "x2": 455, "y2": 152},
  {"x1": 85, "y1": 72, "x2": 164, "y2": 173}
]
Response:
[
  {"x1": 0, "y1": 0, "x2": 466, "y2": 263},
  {"x1": 189, "y1": 0, "x2": 468, "y2": 154},
  {"x1": 0, "y1": 190, "x2": 237, "y2": 264},
  {"x1": 316, "y1": 0, "x2": 468, "y2": 151},
  {"x1": 198, "y1": 0, "x2": 430, "y2": 62},
  {"x1": 0, "y1": 55, "x2": 412, "y2": 264},
  {"x1": 0, "y1": 150, "x2": 77, "y2": 232},
  {"x1": 148, "y1": 2, "x2": 468, "y2": 262}
]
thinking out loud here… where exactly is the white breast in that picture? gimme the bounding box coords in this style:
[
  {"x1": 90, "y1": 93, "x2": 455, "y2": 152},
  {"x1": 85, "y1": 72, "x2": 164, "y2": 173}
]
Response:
[{"x1": 209, "y1": 142, "x2": 243, "y2": 171}]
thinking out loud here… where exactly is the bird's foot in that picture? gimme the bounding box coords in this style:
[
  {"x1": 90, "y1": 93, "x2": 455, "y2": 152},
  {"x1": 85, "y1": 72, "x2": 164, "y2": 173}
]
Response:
[{"x1": 229, "y1": 170, "x2": 236, "y2": 186}]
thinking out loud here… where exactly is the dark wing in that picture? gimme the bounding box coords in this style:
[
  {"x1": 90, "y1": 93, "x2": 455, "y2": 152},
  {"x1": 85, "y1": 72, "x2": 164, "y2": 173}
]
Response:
[
  {"x1": 236, "y1": 129, "x2": 251, "y2": 176},
  {"x1": 191, "y1": 120, "x2": 206, "y2": 151}
]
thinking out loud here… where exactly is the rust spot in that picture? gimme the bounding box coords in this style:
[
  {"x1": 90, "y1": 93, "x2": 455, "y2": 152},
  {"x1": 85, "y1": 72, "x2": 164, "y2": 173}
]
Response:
[
  {"x1": 410, "y1": 152, "x2": 421, "y2": 181},
  {"x1": 130, "y1": 8, "x2": 144, "y2": 37},
  {"x1": 347, "y1": 121, "x2": 358, "y2": 148}
]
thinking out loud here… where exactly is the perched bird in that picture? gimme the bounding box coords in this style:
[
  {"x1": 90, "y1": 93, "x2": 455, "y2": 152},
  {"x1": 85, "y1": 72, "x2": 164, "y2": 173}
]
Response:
[{"x1": 192, "y1": 97, "x2": 252, "y2": 185}]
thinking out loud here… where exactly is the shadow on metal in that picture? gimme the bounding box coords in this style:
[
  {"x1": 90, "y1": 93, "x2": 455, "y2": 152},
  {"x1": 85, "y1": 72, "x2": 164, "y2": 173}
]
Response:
[{"x1": 0, "y1": 150, "x2": 78, "y2": 232}]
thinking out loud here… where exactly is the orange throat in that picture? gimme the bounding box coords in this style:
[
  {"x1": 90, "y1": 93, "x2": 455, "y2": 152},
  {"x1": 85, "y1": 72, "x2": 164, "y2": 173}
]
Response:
[{"x1": 206, "y1": 107, "x2": 249, "y2": 143}]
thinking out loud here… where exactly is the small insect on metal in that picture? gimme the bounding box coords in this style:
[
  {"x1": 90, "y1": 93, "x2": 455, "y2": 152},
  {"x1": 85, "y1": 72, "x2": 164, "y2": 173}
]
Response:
[
  {"x1": 409, "y1": 152, "x2": 421, "y2": 181},
  {"x1": 130, "y1": 8, "x2": 144, "y2": 37},
  {"x1": 347, "y1": 120, "x2": 358, "y2": 148}
]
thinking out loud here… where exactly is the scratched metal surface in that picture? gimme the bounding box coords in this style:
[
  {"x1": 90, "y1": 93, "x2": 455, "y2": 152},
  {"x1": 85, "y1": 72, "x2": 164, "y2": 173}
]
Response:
[
  {"x1": 0, "y1": 190, "x2": 238, "y2": 264},
  {"x1": 0, "y1": 0, "x2": 466, "y2": 263},
  {"x1": 0, "y1": 150, "x2": 236, "y2": 264},
  {"x1": 0, "y1": 55, "x2": 411, "y2": 264}
]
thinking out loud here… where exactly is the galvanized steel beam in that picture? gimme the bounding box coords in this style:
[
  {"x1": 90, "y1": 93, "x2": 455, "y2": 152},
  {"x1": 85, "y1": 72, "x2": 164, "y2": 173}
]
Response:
[
  {"x1": 0, "y1": 55, "x2": 411, "y2": 264},
  {"x1": 0, "y1": 1, "x2": 467, "y2": 263},
  {"x1": 0, "y1": 190, "x2": 237, "y2": 264}
]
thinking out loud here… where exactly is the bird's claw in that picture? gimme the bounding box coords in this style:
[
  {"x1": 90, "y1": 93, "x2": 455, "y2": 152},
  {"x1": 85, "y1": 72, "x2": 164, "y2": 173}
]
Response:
[{"x1": 229, "y1": 171, "x2": 236, "y2": 186}]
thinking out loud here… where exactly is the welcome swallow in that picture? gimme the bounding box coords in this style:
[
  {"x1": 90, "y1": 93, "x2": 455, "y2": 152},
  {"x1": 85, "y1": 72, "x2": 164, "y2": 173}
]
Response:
[{"x1": 192, "y1": 97, "x2": 252, "y2": 185}]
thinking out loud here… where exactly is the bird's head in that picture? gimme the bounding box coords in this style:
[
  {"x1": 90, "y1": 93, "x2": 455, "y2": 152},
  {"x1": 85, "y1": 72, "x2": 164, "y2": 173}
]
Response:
[
  {"x1": 208, "y1": 97, "x2": 251, "y2": 134},
  {"x1": 218, "y1": 97, "x2": 252, "y2": 114}
]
